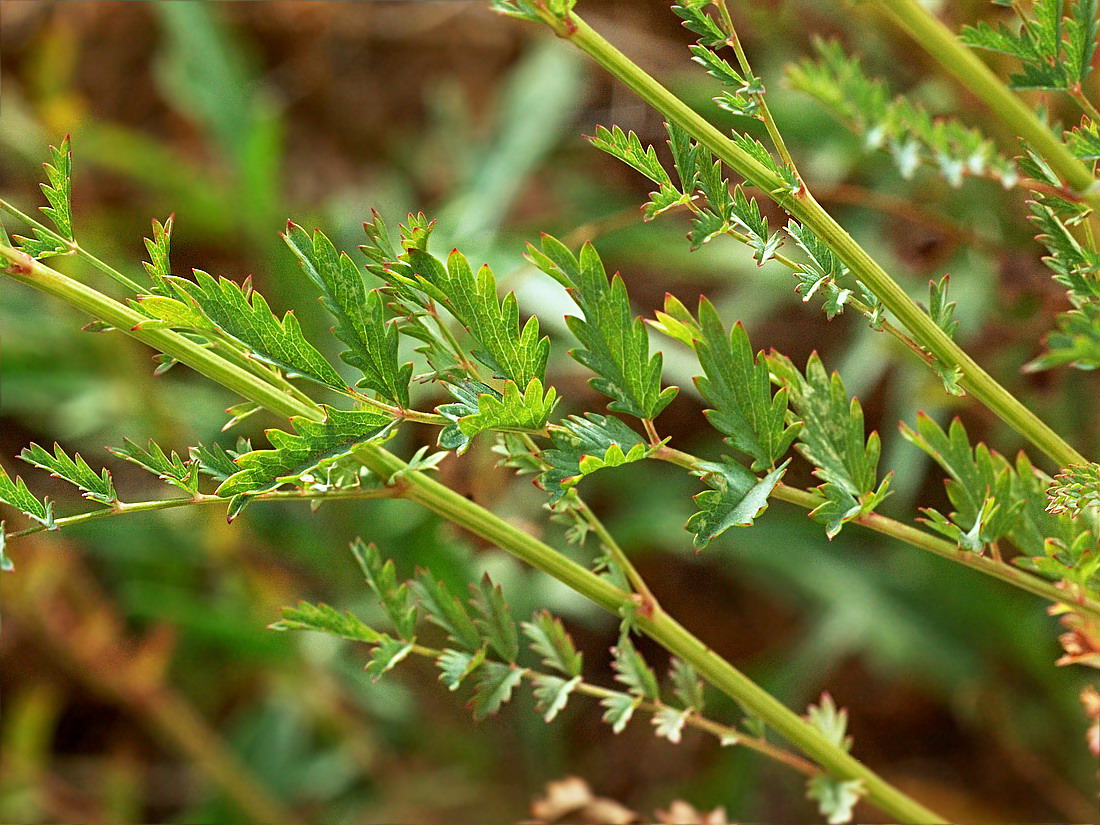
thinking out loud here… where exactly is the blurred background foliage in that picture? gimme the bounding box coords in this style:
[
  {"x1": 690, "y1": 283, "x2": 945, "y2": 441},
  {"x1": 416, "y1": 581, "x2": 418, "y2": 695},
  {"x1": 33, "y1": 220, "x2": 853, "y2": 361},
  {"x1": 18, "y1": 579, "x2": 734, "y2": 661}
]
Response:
[{"x1": 0, "y1": 1, "x2": 1096, "y2": 822}]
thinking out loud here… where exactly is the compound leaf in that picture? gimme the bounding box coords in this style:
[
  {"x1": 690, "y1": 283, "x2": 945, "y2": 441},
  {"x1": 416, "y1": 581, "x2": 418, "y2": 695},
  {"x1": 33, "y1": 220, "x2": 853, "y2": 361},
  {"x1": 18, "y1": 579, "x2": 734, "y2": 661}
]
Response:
[
  {"x1": 522, "y1": 610, "x2": 583, "y2": 677},
  {"x1": 271, "y1": 601, "x2": 382, "y2": 643},
  {"x1": 108, "y1": 437, "x2": 199, "y2": 495},
  {"x1": 413, "y1": 570, "x2": 483, "y2": 653},
  {"x1": 351, "y1": 539, "x2": 418, "y2": 641},
  {"x1": 470, "y1": 574, "x2": 520, "y2": 663},
  {"x1": 526, "y1": 235, "x2": 678, "y2": 420},
  {"x1": 20, "y1": 443, "x2": 116, "y2": 505}
]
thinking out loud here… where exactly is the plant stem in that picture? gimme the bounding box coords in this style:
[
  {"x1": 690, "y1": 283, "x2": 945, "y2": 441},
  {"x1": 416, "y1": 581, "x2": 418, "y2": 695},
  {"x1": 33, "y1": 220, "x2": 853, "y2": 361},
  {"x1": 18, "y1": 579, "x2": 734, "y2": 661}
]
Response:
[
  {"x1": 713, "y1": 0, "x2": 800, "y2": 176},
  {"x1": 652, "y1": 444, "x2": 1100, "y2": 620},
  {"x1": 535, "y1": 9, "x2": 1088, "y2": 470},
  {"x1": 870, "y1": 0, "x2": 1100, "y2": 207},
  {"x1": 1070, "y1": 86, "x2": 1100, "y2": 126},
  {"x1": 0, "y1": 198, "x2": 147, "y2": 294},
  {"x1": 1, "y1": 246, "x2": 946, "y2": 824},
  {"x1": 402, "y1": 641, "x2": 819, "y2": 777},
  {"x1": 7, "y1": 488, "x2": 402, "y2": 540}
]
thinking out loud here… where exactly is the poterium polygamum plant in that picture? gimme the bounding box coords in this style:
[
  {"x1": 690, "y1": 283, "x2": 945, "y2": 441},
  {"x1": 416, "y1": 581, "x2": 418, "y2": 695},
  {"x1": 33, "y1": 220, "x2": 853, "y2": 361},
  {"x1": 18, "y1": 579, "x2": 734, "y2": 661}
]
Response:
[{"x1": 2, "y1": 0, "x2": 1100, "y2": 822}]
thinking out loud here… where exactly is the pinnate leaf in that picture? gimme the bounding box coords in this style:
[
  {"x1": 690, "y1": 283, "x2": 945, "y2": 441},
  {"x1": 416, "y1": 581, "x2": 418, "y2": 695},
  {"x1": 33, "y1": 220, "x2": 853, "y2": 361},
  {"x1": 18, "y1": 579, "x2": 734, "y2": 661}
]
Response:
[
  {"x1": 20, "y1": 443, "x2": 116, "y2": 505},
  {"x1": 0, "y1": 464, "x2": 54, "y2": 528},
  {"x1": 522, "y1": 610, "x2": 583, "y2": 677},
  {"x1": 470, "y1": 574, "x2": 519, "y2": 662},
  {"x1": 271, "y1": 601, "x2": 382, "y2": 643},
  {"x1": 108, "y1": 438, "x2": 199, "y2": 495},
  {"x1": 526, "y1": 235, "x2": 678, "y2": 420},
  {"x1": 413, "y1": 570, "x2": 483, "y2": 653},
  {"x1": 351, "y1": 539, "x2": 418, "y2": 641}
]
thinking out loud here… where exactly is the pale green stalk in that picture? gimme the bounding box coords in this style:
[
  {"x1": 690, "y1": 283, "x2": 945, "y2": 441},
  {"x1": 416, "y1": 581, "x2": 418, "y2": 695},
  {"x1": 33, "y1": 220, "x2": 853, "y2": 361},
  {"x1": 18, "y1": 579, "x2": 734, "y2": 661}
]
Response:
[
  {"x1": 531, "y1": 8, "x2": 1087, "y2": 471},
  {"x1": 1, "y1": 244, "x2": 946, "y2": 823}
]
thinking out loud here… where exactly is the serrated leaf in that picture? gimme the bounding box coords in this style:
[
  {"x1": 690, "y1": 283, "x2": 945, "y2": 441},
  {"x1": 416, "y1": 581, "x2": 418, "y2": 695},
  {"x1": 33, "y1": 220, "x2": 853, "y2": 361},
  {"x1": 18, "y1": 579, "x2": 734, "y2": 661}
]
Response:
[
  {"x1": 694, "y1": 299, "x2": 800, "y2": 471},
  {"x1": 412, "y1": 570, "x2": 483, "y2": 653},
  {"x1": 1067, "y1": 119, "x2": 1100, "y2": 159},
  {"x1": 169, "y1": 270, "x2": 348, "y2": 391},
  {"x1": 1028, "y1": 302, "x2": 1100, "y2": 371},
  {"x1": 470, "y1": 574, "x2": 519, "y2": 662},
  {"x1": 108, "y1": 437, "x2": 199, "y2": 495},
  {"x1": 538, "y1": 414, "x2": 650, "y2": 503},
  {"x1": 405, "y1": 247, "x2": 549, "y2": 386},
  {"x1": 436, "y1": 379, "x2": 495, "y2": 454},
  {"x1": 611, "y1": 636, "x2": 660, "y2": 701},
  {"x1": 143, "y1": 216, "x2": 173, "y2": 293},
  {"x1": 532, "y1": 674, "x2": 581, "y2": 723},
  {"x1": 456, "y1": 378, "x2": 558, "y2": 439},
  {"x1": 526, "y1": 236, "x2": 678, "y2": 420},
  {"x1": 928, "y1": 275, "x2": 958, "y2": 339},
  {"x1": 920, "y1": 497, "x2": 1001, "y2": 554},
  {"x1": 470, "y1": 661, "x2": 524, "y2": 720},
  {"x1": 190, "y1": 442, "x2": 242, "y2": 483},
  {"x1": 17, "y1": 137, "x2": 75, "y2": 257},
  {"x1": 216, "y1": 407, "x2": 394, "y2": 500},
  {"x1": 271, "y1": 601, "x2": 382, "y2": 643},
  {"x1": 366, "y1": 636, "x2": 414, "y2": 681},
  {"x1": 587, "y1": 125, "x2": 673, "y2": 186},
  {"x1": 0, "y1": 463, "x2": 55, "y2": 528},
  {"x1": 285, "y1": 222, "x2": 412, "y2": 406},
  {"x1": 522, "y1": 610, "x2": 583, "y2": 677},
  {"x1": 730, "y1": 132, "x2": 799, "y2": 192},
  {"x1": 600, "y1": 691, "x2": 640, "y2": 734},
  {"x1": 900, "y1": 413, "x2": 1022, "y2": 545},
  {"x1": 437, "y1": 647, "x2": 488, "y2": 692},
  {"x1": 671, "y1": 0, "x2": 726, "y2": 46},
  {"x1": 1048, "y1": 463, "x2": 1100, "y2": 517},
  {"x1": 787, "y1": 222, "x2": 855, "y2": 318},
  {"x1": 20, "y1": 443, "x2": 116, "y2": 505},
  {"x1": 687, "y1": 459, "x2": 788, "y2": 549},
  {"x1": 351, "y1": 539, "x2": 418, "y2": 640},
  {"x1": 807, "y1": 776, "x2": 865, "y2": 825},
  {"x1": 806, "y1": 692, "x2": 852, "y2": 751},
  {"x1": 652, "y1": 706, "x2": 691, "y2": 744},
  {"x1": 668, "y1": 658, "x2": 705, "y2": 712}
]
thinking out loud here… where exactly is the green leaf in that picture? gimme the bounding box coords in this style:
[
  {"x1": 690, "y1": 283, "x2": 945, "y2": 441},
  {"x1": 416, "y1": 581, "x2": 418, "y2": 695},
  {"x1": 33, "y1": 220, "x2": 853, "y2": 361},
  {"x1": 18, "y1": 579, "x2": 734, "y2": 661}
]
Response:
[
  {"x1": 456, "y1": 378, "x2": 558, "y2": 440},
  {"x1": 928, "y1": 275, "x2": 958, "y2": 339},
  {"x1": 652, "y1": 706, "x2": 691, "y2": 744},
  {"x1": 351, "y1": 539, "x2": 418, "y2": 641},
  {"x1": 169, "y1": 270, "x2": 349, "y2": 391},
  {"x1": 526, "y1": 236, "x2": 678, "y2": 420},
  {"x1": 611, "y1": 636, "x2": 660, "y2": 701},
  {"x1": 17, "y1": 137, "x2": 74, "y2": 258},
  {"x1": 538, "y1": 414, "x2": 651, "y2": 503},
  {"x1": 470, "y1": 661, "x2": 524, "y2": 720},
  {"x1": 787, "y1": 222, "x2": 855, "y2": 319},
  {"x1": 412, "y1": 570, "x2": 483, "y2": 653},
  {"x1": 806, "y1": 692, "x2": 852, "y2": 751},
  {"x1": 437, "y1": 647, "x2": 487, "y2": 692},
  {"x1": 600, "y1": 691, "x2": 640, "y2": 734},
  {"x1": 807, "y1": 776, "x2": 865, "y2": 825},
  {"x1": 20, "y1": 443, "x2": 116, "y2": 505},
  {"x1": 1068, "y1": 119, "x2": 1100, "y2": 160},
  {"x1": 108, "y1": 438, "x2": 199, "y2": 495},
  {"x1": 216, "y1": 407, "x2": 394, "y2": 501},
  {"x1": 143, "y1": 216, "x2": 174, "y2": 293},
  {"x1": 1027, "y1": 302, "x2": 1100, "y2": 371},
  {"x1": 770, "y1": 352, "x2": 892, "y2": 535},
  {"x1": 920, "y1": 497, "x2": 1002, "y2": 554},
  {"x1": 405, "y1": 247, "x2": 549, "y2": 386},
  {"x1": 271, "y1": 601, "x2": 382, "y2": 643},
  {"x1": 366, "y1": 637, "x2": 414, "y2": 681},
  {"x1": 730, "y1": 132, "x2": 799, "y2": 192},
  {"x1": 522, "y1": 610, "x2": 583, "y2": 677},
  {"x1": 671, "y1": 0, "x2": 726, "y2": 47},
  {"x1": 470, "y1": 574, "x2": 519, "y2": 662},
  {"x1": 687, "y1": 459, "x2": 788, "y2": 549},
  {"x1": 899, "y1": 413, "x2": 1021, "y2": 546},
  {"x1": 0, "y1": 464, "x2": 55, "y2": 529},
  {"x1": 668, "y1": 658, "x2": 705, "y2": 712},
  {"x1": 587, "y1": 125, "x2": 673, "y2": 186},
  {"x1": 694, "y1": 299, "x2": 800, "y2": 471},
  {"x1": 285, "y1": 222, "x2": 413, "y2": 407},
  {"x1": 532, "y1": 674, "x2": 582, "y2": 723},
  {"x1": 436, "y1": 379, "x2": 495, "y2": 454},
  {"x1": 1048, "y1": 462, "x2": 1100, "y2": 517},
  {"x1": 190, "y1": 441, "x2": 243, "y2": 483}
]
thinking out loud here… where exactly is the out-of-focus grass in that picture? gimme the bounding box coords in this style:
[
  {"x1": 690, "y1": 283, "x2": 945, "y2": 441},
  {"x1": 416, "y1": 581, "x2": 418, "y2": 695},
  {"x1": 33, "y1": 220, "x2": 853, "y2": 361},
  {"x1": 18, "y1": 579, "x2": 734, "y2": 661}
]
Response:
[{"x1": 0, "y1": 2, "x2": 1096, "y2": 823}]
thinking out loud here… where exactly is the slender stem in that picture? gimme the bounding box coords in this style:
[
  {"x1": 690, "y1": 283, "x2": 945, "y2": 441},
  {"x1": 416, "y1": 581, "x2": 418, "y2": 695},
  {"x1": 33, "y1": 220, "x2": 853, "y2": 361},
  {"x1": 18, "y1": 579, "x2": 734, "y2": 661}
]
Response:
[
  {"x1": 1070, "y1": 86, "x2": 1100, "y2": 126},
  {"x1": 713, "y1": 0, "x2": 800, "y2": 176},
  {"x1": 539, "y1": 10, "x2": 1087, "y2": 470},
  {"x1": 870, "y1": 0, "x2": 1100, "y2": 206},
  {"x1": 651, "y1": 444, "x2": 1100, "y2": 621},
  {"x1": 0, "y1": 198, "x2": 148, "y2": 294},
  {"x1": 1, "y1": 246, "x2": 946, "y2": 824},
  {"x1": 6, "y1": 487, "x2": 402, "y2": 540},
  {"x1": 403, "y1": 641, "x2": 819, "y2": 777}
]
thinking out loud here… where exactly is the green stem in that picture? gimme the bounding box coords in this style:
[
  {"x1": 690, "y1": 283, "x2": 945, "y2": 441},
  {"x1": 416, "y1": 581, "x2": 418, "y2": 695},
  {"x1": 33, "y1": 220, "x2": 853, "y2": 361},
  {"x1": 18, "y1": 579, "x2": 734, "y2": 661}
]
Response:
[
  {"x1": 1070, "y1": 86, "x2": 1100, "y2": 126},
  {"x1": 0, "y1": 198, "x2": 147, "y2": 294},
  {"x1": 652, "y1": 444, "x2": 1100, "y2": 621},
  {"x1": 536, "y1": 9, "x2": 1087, "y2": 470},
  {"x1": 7, "y1": 487, "x2": 402, "y2": 540},
  {"x1": 870, "y1": 0, "x2": 1100, "y2": 205},
  {"x1": 713, "y1": 0, "x2": 800, "y2": 176},
  {"x1": 1, "y1": 245, "x2": 945, "y2": 824}
]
